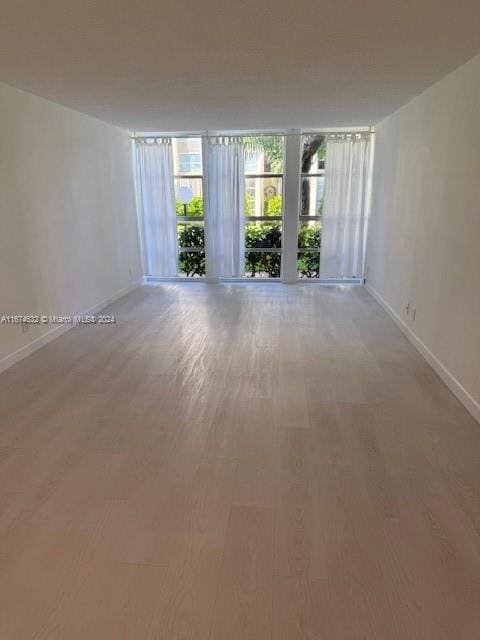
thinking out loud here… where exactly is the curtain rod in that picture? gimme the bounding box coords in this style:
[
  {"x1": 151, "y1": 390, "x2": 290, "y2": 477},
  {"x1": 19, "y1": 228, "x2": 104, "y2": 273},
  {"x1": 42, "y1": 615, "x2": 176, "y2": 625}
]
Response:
[{"x1": 130, "y1": 127, "x2": 374, "y2": 140}]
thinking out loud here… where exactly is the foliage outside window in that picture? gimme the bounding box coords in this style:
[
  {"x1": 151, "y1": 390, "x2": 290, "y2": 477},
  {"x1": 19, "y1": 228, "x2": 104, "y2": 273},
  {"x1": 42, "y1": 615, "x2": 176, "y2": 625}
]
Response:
[
  {"x1": 175, "y1": 195, "x2": 204, "y2": 217},
  {"x1": 176, "y1": 199, "x2": 283, "y2": 277},
  {"x1": 297, "y1": 223, "x2": 321, "y2": 278},
  {"x1": 245, "y1": 222, "x2": 281, "y2": 278},
  {"x1": 177, "y1": 223, "x2": 205, "y2": 277}
]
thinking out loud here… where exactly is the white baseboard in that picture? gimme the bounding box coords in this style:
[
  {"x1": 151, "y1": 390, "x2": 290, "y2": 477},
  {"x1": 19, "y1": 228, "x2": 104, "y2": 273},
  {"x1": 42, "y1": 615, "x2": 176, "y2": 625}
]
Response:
[
  {"x1": 365, "y1": 283, "x2": 480, "y2": 424},
  {"x1": 0, "y1": 279, "x2": 143, "y2": 375}
]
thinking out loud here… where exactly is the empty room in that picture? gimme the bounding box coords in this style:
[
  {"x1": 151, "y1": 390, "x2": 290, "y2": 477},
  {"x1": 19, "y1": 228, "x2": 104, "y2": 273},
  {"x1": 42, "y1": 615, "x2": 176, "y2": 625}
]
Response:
[{"x1": 1, "y1": 1, "x2": 480, "y2": 637}]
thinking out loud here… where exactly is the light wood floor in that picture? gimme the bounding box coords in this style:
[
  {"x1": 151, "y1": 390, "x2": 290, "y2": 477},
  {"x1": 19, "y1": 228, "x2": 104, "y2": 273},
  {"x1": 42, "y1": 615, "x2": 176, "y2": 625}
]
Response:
[{"x1": 1, "y1": 283, "x2": 480, "y2": 639}]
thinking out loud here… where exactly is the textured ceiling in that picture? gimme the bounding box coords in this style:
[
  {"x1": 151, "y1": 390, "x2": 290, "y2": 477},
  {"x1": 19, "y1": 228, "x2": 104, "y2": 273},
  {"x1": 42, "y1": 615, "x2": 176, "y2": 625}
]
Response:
[{"x1": 1, "y1": 0, "x2": 479, "y2": 131}]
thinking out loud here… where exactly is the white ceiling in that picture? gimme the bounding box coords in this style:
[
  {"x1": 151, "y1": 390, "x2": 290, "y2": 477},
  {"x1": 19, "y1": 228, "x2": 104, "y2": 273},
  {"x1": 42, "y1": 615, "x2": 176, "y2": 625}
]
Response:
[{"x1": 1, "y1": 1, "x2": 479, "y2": 131}]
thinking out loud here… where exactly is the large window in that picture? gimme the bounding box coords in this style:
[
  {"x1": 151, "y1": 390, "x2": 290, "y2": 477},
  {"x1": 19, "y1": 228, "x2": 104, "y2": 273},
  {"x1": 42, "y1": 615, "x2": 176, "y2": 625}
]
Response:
[
  {"x1": 297, "y1": 134, "x2": 325, "y2": 278},
  {"x1": 136, "y1": 130, "x2": 371, "y2": 283},
  {"x1": 242, "y1": 135, "x2": 284, "y2": 278},
  {"x1": 173, "y1": 137, "x2": 205, "y2": 277},
  {"x1": 172, "y1": 135, "x2": 285, "y2": 278}
]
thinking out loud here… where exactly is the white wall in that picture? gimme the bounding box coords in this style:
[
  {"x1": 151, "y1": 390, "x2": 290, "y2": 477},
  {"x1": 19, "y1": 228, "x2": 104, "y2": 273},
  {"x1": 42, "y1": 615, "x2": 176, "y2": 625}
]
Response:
[
  {"x1": 0, "y1": 82, "x2": 142, "y2": 368},
  {"x1": 366, "y1": 54, "x2": 480, "y2": 421}
]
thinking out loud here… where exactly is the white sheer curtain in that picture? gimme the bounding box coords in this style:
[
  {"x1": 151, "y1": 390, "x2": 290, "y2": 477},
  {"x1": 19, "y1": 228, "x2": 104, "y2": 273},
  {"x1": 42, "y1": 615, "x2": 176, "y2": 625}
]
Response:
[
  {"x1": 320, "y1": 134, "x2": 373, "y2": 279},
  {"x1": 135, "y1": 139, "x2": 178, "y2": 277},
  {"x1": 203, "y1": 137, "x2": 245, "y2": 280}
]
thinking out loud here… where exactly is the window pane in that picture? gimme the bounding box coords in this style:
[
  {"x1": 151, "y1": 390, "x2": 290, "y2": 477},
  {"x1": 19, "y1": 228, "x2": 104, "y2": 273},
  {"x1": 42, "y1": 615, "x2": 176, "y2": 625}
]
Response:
[
  {"x1": 245, "y1": 221, "x2": 282, "y2": 248},
  {"x1": 172, "y1": 137, "x2": 203, "y2": 175},
  {"x1": 298, "y1": 221, "x2": 321, "y2": 249},
  {"x1": 301, "y1": 134, "x2": 326, "y2": 174},
  {"x1": 179, "y1": 153, "x2": 201, "y2": 173},
  {"x1": 245, "y1": 252, "x2": 281, "y2": 278},
  {"x1": 245, "y1": 177, "x2": 282, "y2": 217},
  {"x1": 243, "y1": 135, "x2": 284, "y2": 173},
  {"x1": 178, "y1": 251, "x2": 206, "y2": 277},
  {"x1": 177, "y1": 222, "x2": 205, "y2": 248},
  {"x1": 297, "y1": 251, "x2": 320, "y2": 279},
  {"x1": 298, "y1": 220, "x2": 321, "y2": 279},
  {"x1": 175, "y1": 177, "x2": 203, "y2": 215},
  {"x1": 300, "y1": 176, "x2": 324, "y2": 216},
  {"x1": 177, "y1": 218, "x2": 205, "y2": 277}
]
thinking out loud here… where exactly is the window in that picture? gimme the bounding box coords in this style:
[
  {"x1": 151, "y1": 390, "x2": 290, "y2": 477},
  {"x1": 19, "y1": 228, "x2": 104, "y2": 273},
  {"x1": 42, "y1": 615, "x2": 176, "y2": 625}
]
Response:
[
  {"x1": 242, "y1": 135, "x2": 284, "y2": 278},
  {"x1": 173, "y1": 137, "x2": 205, "y2": 277},
  {"x1": 297, "y1": 134, "x2": 325, "y2": 278},
  {"x1": 138, "y1": 130, "x2": 369, "y2": 282},
  {"x1": 172, "y1": 135, "x2": 285, "y2": 278}
]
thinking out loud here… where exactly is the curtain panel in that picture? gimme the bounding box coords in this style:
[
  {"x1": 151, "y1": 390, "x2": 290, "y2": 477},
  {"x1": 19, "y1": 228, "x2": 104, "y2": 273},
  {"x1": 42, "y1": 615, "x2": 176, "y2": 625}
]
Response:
[
  {"x1": 203, "y1": 137, "x2": 245, "y2": 280},
  {"x1": 135, "y1": 139, "x2": 178, "y2": 277},
  {"x1": 320, "y1": 134, "x2": 373, "y2": 279}
]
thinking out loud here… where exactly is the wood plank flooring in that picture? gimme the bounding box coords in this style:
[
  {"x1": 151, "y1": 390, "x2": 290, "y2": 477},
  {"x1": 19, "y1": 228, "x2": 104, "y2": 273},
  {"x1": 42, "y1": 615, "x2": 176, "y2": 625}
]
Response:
[{"x1": 1, "y1": 282, "x2": 480, "y2": 639}]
